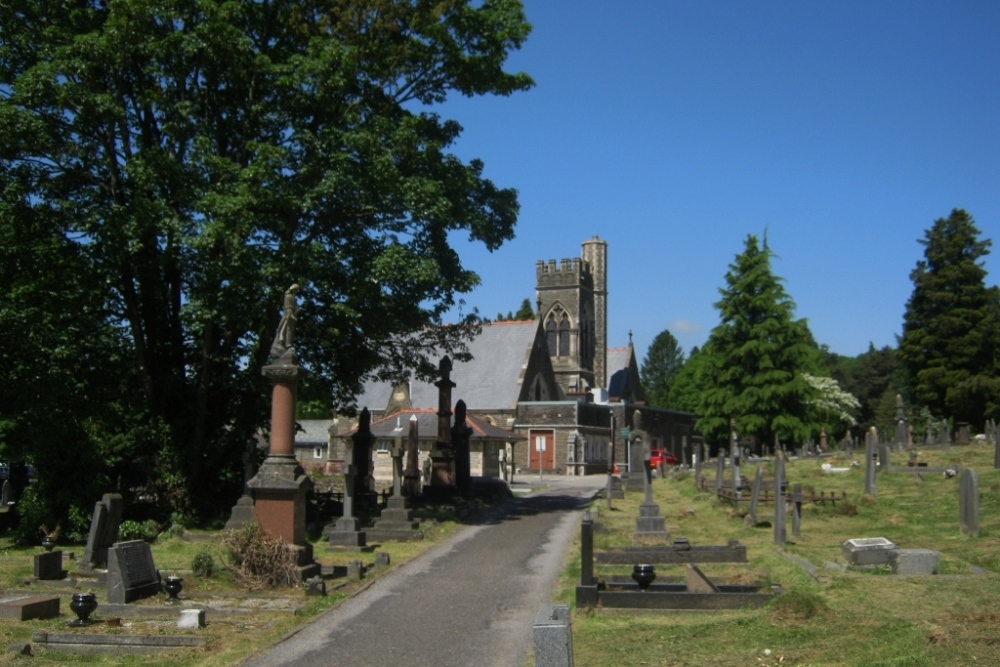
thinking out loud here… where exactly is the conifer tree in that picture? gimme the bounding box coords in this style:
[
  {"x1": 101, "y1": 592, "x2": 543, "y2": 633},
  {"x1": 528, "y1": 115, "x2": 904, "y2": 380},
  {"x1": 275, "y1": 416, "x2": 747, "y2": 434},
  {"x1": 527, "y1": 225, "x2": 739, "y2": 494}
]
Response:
[
  {"x1": 898, "y1": 209, "x2": 1000, "y2": 425},
  {"x1": 641, "y1": 329, "x2": 685, "y2": 409},
  {"x1": 697, "y1": 234, "x2": 821, "y2": 449}
]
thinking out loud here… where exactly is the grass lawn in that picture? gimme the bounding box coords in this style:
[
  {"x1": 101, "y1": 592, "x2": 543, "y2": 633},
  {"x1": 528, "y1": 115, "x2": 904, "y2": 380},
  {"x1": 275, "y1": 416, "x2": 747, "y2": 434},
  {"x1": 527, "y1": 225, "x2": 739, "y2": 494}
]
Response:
[{"x1": 553, "y1": 442, "x2": 1000, "y2": 667}]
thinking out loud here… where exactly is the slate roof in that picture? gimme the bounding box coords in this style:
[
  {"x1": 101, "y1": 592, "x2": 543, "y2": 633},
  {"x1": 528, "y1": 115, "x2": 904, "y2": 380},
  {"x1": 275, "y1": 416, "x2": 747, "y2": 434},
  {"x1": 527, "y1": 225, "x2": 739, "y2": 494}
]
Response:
[
  {"x1": 353, "y1": 320, "x2": 540, "y2": 412},
  {"x1": 295, "y1": 420, "x2": 335, "y2": 445},
  {"x1": 335, "y1": 409, "x2": 524, "y2": 442}
]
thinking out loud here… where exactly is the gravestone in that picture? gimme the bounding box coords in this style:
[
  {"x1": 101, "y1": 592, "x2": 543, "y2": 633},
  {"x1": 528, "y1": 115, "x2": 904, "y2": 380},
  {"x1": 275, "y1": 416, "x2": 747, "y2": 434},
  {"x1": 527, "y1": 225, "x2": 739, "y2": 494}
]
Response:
[
  {"x1": 106, "y1": 540, "x2": 161, "y2": 604},
  {"x1": 791, "y1": 483, "x2": 803, "y2": 537},
  {"x1": 33, "y1": 551, "x2": 65, "y2": 580},
  {"x1": 889, "y1": 549, "x2": 940, "y2": 575},
  {"x1": 864, "y1": 428, "x2": 877, "y2": 496},
  {"x1": 1, "y1": 479, "x2": 10, "y2": 507},
  {"x1": 0, "y1": 596, "x2": 60, "y2": 621},
  {"x1": 842, "y1": 537, "x2": 896, "y2": 566},
  {"x1": 634, "y1": 412, "x2": 668, "y2": 543},
  {"x1": 773, "y1": 453, "x2": 786, "y2": 546},
  {"x1": 714, "y1": 451, "x2": 725, "y2": 495},
  {"x1": 745, "y1": 467, "x2": 763, "y2": 527},
  {"x1": 325, "y1": 418, "x2": 367, "y2": 547},
  {"x1": 79, "y1": 493, "x2": 123, "y2": 571},
  {"x1": 959, "y1": 468, "x2": 980, "y2": 537},
  {"x1": 533, "y1": 604, "x2": 574, "y2": 667}
]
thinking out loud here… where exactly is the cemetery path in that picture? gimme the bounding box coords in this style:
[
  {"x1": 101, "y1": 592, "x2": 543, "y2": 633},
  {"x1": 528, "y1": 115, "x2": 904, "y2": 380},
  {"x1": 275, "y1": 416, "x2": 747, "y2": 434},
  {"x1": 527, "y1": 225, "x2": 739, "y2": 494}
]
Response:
[{"x1": 240, "y1": 475, "x2": 605, "y2": 667}]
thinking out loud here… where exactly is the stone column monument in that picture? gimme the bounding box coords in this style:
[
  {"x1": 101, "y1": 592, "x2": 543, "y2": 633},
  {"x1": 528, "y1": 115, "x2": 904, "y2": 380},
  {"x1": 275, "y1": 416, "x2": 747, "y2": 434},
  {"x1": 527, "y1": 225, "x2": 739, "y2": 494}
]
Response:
[
  {"x1": 247, "y1": 284, "x2": 320, "y2": 581},
  {"x1": 427, "y1": 357, "x2": 457, "y2": 497},
  {"x1": 403, "y1": 414, "x2": 422, "y2": 496}
]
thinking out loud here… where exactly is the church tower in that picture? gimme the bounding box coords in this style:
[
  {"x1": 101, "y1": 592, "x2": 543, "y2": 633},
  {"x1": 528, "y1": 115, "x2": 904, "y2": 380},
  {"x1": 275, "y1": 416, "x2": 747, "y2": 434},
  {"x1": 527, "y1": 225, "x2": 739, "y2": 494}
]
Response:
[{"x1": 535, "y1": 236, "x2": 609, "y2": 394}]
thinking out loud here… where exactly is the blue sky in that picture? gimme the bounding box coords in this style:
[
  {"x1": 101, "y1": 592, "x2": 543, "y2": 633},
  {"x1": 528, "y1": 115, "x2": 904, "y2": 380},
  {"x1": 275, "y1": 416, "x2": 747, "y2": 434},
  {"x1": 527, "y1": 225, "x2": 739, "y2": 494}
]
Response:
[{"x1": 441, "y1": 1, "x2": 1000, "y2": 361}]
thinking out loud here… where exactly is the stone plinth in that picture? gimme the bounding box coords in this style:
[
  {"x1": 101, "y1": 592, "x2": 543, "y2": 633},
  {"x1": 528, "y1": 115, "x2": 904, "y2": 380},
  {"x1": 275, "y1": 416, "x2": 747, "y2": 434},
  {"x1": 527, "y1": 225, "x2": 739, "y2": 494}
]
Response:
[
  {"x1": 842, "y1": 537, "x2": 896, "y2": 566},
  {"x1": 889, "y1": 549, "x2": 940, "y2": 575},
  {"x1": 367, "y1": 497, "x2": 423, "y2": 542},
  {"x1": 326, "y1": 517, "x2": 367, "y2": 548},
  {"x1": 224, "y1": 495, "x2": 255, "y2": 530},
  {"x1": 34, "y1": 550, "x2": 65, "y2": 580},
  {"x1": 634, "y1": 502, "x2": 669, "y2": 543},
  {"x1": 248, "y1": 455, "x2": 312, "y2": 546},
  {"x1": 0, "y1": 596, "x2": 60, "y2": 621}
]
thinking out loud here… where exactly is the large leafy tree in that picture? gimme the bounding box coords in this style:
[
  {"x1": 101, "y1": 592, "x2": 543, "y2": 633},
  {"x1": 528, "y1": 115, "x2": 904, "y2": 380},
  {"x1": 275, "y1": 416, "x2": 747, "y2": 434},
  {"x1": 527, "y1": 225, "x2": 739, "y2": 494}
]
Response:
[
  {"x1": 898, "y1": 210, "x2": 1000, "y2": 426},
  {"x1": 640, "y1": 328, "x2": 685, "y2": 409},
  {"x1": 0, "y1": 0, "x2": 533, "y2": 519},
  {"x1": 697, "y1": 234, "x2": 821, "y2": 450},
  {"x1": 666, "y1": 345, "x2": 709, "y2": 414}
]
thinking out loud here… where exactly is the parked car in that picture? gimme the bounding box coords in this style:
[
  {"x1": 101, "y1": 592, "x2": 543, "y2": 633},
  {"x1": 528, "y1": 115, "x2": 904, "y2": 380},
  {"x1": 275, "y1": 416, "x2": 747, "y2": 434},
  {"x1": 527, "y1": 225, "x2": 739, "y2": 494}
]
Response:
[{"x1": 649, "y1": 449, "x2": 678, "y2": 468}]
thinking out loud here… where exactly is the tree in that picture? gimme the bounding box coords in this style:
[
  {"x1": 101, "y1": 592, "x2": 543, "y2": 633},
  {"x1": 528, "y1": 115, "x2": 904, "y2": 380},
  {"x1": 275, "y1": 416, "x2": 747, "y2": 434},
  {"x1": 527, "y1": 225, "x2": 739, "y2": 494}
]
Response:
[
  {"x1": 666, "y1": 346, "x2": 709, "y2": 414},
  {"x1": 0, "y1": 0, "x2": 533, "y2": 520},
  {"x1": 640, "y1": 329, "x2": 685, "y2": 408},
  {"x1": 840, "y1": 344, "x2": 901, "y2": 432},
  {"x1": 898, "y1": 210, "x2": 1000, "y2": 426},
  {"x1": 697, "y1": 234, "x2": 821, "y2": 449},
  {"x1": 514, "y1": 298, "x2": 534, "y2": 320}
]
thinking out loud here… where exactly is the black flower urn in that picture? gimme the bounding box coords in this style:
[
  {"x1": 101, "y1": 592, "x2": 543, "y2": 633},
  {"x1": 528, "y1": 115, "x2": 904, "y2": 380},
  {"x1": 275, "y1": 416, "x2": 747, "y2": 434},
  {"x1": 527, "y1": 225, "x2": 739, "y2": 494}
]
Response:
[
  {"x1": 164, "y1": 576, "x2": 184, "y2": 601},
  {"x1": 632, "y1": 564, "x2": 656, "y2": 591},
  {"x1": 69, "y1": 593, "x2": 98, "y2": 626}
]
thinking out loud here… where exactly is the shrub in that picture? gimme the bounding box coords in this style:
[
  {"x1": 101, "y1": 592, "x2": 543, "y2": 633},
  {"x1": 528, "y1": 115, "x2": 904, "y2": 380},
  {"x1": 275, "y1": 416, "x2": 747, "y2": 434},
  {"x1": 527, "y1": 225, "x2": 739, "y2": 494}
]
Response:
[
  {"x1": 191, "y1": 550, "x2": 216, "y2": 578},
  {"x1": 119, "y1": 519, "x2": 161, "y2": 543},
  {"x1": 222, "y1": 522, "x2": 298, "y2": 590}
]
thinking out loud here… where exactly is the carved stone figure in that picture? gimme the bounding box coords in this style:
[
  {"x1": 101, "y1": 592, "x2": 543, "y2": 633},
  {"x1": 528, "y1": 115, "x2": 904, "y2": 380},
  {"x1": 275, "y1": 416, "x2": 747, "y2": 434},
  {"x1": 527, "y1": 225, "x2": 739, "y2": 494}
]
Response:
[{"x1": 270, "y1": 284, "x2": 301, "y2": 360}]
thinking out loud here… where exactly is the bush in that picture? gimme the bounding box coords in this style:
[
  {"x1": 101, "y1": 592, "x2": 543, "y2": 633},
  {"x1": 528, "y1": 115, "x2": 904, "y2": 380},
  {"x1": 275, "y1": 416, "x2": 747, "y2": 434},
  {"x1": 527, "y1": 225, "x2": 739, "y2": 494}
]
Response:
[
  {"x1": 119, "y1": 519, "x2": 161, "y2": 543},
  {"x1": 191, "y1": 550, "x2": 216, "y2": 578},
  {"x1": 222, "y1": 522, "x2": 298, "y2": 590}
]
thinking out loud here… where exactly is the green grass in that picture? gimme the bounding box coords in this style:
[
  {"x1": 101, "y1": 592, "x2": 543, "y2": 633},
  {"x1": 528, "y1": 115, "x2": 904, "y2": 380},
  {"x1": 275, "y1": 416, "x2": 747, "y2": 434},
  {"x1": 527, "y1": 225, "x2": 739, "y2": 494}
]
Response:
[{"x1": 556, "y1": 442, "x2": 1000, "y2": 667}]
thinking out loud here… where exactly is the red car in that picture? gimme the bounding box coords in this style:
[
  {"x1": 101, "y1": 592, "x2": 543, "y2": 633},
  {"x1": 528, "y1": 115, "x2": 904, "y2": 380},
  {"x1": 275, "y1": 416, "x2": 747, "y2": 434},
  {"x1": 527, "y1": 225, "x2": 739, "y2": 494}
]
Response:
[{"x1": 650, "y1": 449, "x2": 678, "y2": 468}]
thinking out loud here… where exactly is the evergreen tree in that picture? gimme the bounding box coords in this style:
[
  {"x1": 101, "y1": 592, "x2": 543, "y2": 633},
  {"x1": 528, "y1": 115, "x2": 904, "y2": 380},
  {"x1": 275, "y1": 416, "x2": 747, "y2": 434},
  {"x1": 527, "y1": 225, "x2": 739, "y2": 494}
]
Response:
[
  {"x1": 666, "y1": 346, "x2": 709, "y2": 414},
  {"x1": 898, "y1": 210, "x2": 1000, "y2": 426},
  {"x1": 697, "y1": 234, "x2": 821, "y2": 449},
  {"x1": 514, "y1": 298, "x2": 535, "y2": 320},
  {"x1": 640, "y1": 329, "x2": 686, "y2": 409}
]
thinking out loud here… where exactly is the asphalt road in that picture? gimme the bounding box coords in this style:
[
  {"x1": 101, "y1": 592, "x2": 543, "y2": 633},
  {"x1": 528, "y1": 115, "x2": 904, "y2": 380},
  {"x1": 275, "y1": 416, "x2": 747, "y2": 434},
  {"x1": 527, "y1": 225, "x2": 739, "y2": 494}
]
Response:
[{"x1": 241, "y1": 476, "x2": 604, "y2": 667}]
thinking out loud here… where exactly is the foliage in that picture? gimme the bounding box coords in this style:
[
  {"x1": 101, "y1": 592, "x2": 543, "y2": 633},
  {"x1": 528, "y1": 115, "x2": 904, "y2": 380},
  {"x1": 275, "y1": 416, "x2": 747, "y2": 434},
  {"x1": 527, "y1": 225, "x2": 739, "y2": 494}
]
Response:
[
  {"x1": 802, "y1": 373, "x2": 860, "y2": 435},
  {"x1": 839, "y1": 344, "x2": 903, "y2": 432},
  {"x1": 514, "y1": 298, "x2": 535, "y2": 320},
  {"x1": 697, "y1": 234, "x2": 823, "y2": 449},
  {"x1": 119, "y1": 519, "x2": 162, "y2": 543},
  {"x1": 898, "y1": 209, "x2": 1000, "y2": 427},
  {"x1": 666, "y1": 345, "x2": 708, "y2": 414},
  {"x1": 222, "y1": 522, "x2": 298, "y2": 590},
  {"x1": 191, "y1": 550, "x2": 216, "y2": 578},
  {"x1": 0, "y1": 0, "x2": 533, "y2": 520},
  {"x1": 640, "y1": 328, "x2": 686, "y2": 409}
]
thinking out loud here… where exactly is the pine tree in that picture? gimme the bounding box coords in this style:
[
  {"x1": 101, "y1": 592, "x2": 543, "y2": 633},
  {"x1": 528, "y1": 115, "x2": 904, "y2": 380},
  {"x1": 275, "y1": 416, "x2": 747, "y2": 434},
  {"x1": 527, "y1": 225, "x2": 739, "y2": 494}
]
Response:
[
  {"x1": 697, "y1": 234, "x2": 821, "y2": 449},
  {"x1": 898, "y1": 209, "x2": 1000, "y2": 425},
  {"x1": 640, "y1": 329, "x2": 686, "y2": 408}
]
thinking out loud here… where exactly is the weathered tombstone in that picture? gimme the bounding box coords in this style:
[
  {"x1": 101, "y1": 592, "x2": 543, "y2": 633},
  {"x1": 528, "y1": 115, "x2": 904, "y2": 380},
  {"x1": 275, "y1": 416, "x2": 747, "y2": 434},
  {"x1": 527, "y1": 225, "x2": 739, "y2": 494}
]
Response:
[
  {"x1": 33, "y1": 551, "x2": 65, "y2": 580},
  {"x1": 106, "y1": 540, "x2": 161, "y2": 604},
  {"x1": 367, "y1": 430, "x2": 423, "y2": 542},
  {"x1": 533, "y1": 604, "x2": 574, "y2": 667},
  {"x1": 0, "y1": 479, "x2": 10, "y2": 507},
  {"x1": 225, "y1": 436, "x2": 259, "y2": 529},
  {"x1": 325, "y1": 413, "x2": 368, "y2": 547},
  {"x1": 633, "y1": 412, "x2": 668, "y2": 543},
  {"x1": 864, "y1": 428, "x2": 877, "y2": 497},
  {"x1": 451, "y1": 399, "x2": 473, "y2": 498},
  {"x1": 889, "y1": 549, "x2": 940, "y2": 575},
  {"x1": 959, "y1": 468, "x2": 980, "y2": 537},
  {"x1": 403, "y1": 414, "x2": 422, "y2": 496},
  {"x1": 956, "y1": 422, "x2": 971, "y2": 445},
  {"x1": 842, "y1": 537, "x2": 896, "y2": 567},
  {"x1": 773, "y1": 453, "x2": 786, "y2": 546},
  {"x1": 791, "y1": 483, "x2": 803, "y2": 537},
  {"x1": 79, "y1": 493, "x2": 123, "y2": 571},
  {"x1": 693, "y1": 450, "x2": 702, "y2": 489},
  {"x1": 0, "y1": 596, "x2": 60, "y2": 621},
  {"x1": 714, "y1": 450, "x2": 725, "y2": 495},
  {"x1": 745, "y1": 467, "x2": 763, "y2": 527},
  {"x1": 994, "y1": 426, "x2": 1000, "y2": 469}
]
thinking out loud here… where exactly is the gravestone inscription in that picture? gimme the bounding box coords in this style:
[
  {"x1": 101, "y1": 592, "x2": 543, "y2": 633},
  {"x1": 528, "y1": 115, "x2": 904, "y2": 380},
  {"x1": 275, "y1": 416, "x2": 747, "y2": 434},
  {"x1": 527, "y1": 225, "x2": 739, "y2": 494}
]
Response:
[{"x1": 107, "y1": 540, "x2": 161, "y2": 604}]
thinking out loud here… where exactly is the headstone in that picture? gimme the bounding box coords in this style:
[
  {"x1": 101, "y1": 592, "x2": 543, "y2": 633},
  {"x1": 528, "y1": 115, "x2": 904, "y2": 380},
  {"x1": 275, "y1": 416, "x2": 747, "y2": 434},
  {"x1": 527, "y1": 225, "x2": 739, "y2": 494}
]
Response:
[
  {"x1": 533, "y1": 604, "x2": 574, "y2": 667},
  {"x1": 106, "y1": 540, "x2": 161, "y2": 604},
  {"x1": 451, "y1": 400, "x2": 473, "y2": 497},
  {"x1": 325, "y1": 410, "x2": 367, "y2": 547},
  {"x1": 304, "y1": 577, "x2": 326, "y2": 596},
  {"x1": 346, "y1": 560, "x2": 363, "y2": 581},
  {"x1": 33, "y1": 551, "x2": 65, "y2": 580},
  {"x1": 403, "y1": 414, "x2": 422, "y2": 496},
  {"x1": 0, "y1": 596, "x2": 60, "y2": 621},
  {"x1": 864, "y1": 428, "x2": 877, "y2": 496},
  {"x1": 0, "y1": 480, "x2": 10, "y2": 507},
  {"x1": 773, "y1": 453, "x2": 786, "y2": 546},
  {"x1": 791, "y1": 483, "x2": 803, "y2": 537},
  {"x1": 959, "y1": 468, "x2": 980, "y2": 537},
  {"x1": 745, "y1": 467, "x2": 763, "y2": 527},
  {"x1": 889, "y1": 549, "x2": 940, "y2": 575},
  {"x1": 714, "y1": 450, "x2": 725, "y2": 495},
  {"x1": 80, "y1": 493, "x2": 123, "y2": 571}
]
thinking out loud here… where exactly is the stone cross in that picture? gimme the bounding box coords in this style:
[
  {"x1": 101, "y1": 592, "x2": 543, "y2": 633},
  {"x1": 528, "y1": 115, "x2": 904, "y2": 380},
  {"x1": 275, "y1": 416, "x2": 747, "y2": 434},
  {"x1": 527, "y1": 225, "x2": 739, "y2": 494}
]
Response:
[{"x1": 391, "y1": 431, "x2": 404, "y2": 498}]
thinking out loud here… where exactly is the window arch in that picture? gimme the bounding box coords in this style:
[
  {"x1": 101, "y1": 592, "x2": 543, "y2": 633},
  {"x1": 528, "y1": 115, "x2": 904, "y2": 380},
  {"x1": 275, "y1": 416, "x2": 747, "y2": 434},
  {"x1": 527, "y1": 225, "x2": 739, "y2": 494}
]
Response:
[{"x1": 545, "y1": 304, "x2": 572, "y2": 358}]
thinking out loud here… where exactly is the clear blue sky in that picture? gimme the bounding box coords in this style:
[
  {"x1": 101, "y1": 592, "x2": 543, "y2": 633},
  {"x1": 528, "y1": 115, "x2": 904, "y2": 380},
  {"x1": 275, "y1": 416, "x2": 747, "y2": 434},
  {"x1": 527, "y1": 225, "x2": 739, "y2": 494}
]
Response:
[{"x1": 441, "y1": 1, "x2": 1000, "y2": 361}]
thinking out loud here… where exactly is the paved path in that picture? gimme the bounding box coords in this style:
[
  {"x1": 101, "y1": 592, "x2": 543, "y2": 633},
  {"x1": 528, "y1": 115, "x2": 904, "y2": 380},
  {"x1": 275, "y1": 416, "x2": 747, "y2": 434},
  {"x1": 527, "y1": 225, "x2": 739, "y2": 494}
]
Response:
[{"x1": 241, "y1": 476, "x2": 604, "y2": 667}]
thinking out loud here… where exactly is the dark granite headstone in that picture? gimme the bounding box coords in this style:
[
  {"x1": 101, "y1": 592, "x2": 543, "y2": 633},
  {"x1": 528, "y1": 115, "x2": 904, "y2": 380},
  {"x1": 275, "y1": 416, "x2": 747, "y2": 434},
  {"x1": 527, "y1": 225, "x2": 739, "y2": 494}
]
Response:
[
  {"x1": 33, "y1": 551, "x2": 65, "y2": 580},
  {"x1": 107, "y1": 540, "x2": 161, "y2": 604},
  {"x1": 80, "y1": 493, "x2": 123, "y2": 570}
]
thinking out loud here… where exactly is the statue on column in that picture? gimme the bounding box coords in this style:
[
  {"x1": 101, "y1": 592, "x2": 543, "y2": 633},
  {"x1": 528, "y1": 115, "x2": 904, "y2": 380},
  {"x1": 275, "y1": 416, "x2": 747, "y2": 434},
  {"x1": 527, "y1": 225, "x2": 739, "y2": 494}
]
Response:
[{"x1": 270, "y1": 284, "x2": 301, "y2": 362}]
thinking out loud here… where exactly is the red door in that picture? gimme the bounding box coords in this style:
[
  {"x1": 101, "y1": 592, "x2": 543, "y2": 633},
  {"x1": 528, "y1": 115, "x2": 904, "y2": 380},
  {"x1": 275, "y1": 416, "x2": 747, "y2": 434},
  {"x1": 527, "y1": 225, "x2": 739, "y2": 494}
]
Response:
[{"x1": 529, "y1": 430, "x2": 555, "y2": 470}]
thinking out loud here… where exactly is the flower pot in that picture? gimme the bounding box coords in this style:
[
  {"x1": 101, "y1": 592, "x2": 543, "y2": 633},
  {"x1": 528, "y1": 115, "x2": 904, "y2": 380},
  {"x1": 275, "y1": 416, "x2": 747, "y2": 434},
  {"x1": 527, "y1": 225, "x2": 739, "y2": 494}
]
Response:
[
  {"x1": 631, "y1": 564, "x2": 656, "y2": 591},
  {"x1": 164, "y1": 576, "x2": 184, "y2": 600}
]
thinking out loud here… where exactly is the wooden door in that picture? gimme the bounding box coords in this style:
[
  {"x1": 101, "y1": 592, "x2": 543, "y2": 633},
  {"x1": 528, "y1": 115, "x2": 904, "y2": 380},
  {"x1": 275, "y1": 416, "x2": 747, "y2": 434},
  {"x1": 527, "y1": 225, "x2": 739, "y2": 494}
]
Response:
[{"x1": 529, "y1": 430, "x2": 555, "y2": 470}]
